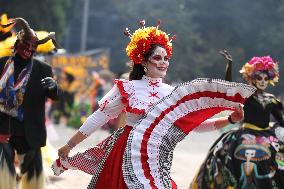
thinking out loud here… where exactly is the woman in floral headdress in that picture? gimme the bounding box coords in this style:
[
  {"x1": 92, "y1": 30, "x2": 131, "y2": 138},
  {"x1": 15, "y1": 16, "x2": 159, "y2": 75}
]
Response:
[
  {"x1": 52, "y1": 21, "x2": 255, "y2": 189},
  {"x1": 190, "y1": 52, "x2": 284, "y2": 189}
]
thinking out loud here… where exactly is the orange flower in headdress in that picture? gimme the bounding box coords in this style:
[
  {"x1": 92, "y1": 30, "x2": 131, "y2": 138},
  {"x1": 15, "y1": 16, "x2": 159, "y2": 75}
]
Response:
[{"x1": 125, "y1": 20, "x2": 176, "y2": 64}]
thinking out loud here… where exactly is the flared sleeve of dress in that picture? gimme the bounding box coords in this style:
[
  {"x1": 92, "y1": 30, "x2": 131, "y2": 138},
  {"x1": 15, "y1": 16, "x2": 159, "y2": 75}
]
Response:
[{"x1": 79, "y1": 81, "x2": 127, "y2": 136}]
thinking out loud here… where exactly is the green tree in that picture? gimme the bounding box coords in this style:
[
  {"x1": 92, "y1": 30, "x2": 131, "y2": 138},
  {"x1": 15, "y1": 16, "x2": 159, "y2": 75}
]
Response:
[{"x1": 189, "y1": 0, "x2": 284, "y2": 94}]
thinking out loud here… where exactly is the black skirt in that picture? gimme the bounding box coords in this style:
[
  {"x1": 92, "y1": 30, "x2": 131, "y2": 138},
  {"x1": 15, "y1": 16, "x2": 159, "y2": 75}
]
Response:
[{"x1": 190, "y1": 124, "x2": 284, "y2": 189}]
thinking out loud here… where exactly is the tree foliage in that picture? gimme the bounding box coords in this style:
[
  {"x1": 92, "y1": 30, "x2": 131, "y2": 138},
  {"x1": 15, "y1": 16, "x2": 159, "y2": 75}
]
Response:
[{"x1": 188, "y1": 0, "x2": 284, "y2": 94}]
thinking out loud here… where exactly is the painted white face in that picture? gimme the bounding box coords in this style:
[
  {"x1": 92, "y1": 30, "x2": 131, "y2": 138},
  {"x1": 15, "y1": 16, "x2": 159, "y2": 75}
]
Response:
[
  {"x1": 245, "y1": 149, "x2": 256, "y2": 159},
  {"x1": 145, "y1": 46, "x2": 169, "y2": 78},
  {"x1": 253, "y1": 73, "x2": 269, "y2": 90}
]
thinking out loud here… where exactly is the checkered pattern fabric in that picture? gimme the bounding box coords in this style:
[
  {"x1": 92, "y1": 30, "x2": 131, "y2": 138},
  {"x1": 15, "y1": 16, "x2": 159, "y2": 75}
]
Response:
[{"x1": 52, "y1": 127, "x2": 125, "y2": 177}]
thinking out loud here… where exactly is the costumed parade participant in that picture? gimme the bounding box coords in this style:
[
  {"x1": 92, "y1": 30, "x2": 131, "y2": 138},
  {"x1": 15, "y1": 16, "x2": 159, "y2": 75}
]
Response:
[
  {"x1": 190, "y1": 51, "x2": 284, "y2": 189},
  {"x1": 0, "y1": 18, "x2": 60, "y2": 189},
  {"x1": 52, "y1": 20, "x2": 256, "y2": 189}
]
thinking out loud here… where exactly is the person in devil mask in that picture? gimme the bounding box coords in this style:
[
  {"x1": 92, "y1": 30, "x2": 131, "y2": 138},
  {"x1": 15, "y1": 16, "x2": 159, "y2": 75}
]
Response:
[{"x1": 0, "y1": 18, "x2": 61, "y2": 189}]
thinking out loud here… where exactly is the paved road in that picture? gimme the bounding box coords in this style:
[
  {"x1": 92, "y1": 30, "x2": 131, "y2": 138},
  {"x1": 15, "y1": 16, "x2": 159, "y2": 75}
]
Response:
[{"x1": 44, "y1": 125, "x2": 221, "y2": 189}]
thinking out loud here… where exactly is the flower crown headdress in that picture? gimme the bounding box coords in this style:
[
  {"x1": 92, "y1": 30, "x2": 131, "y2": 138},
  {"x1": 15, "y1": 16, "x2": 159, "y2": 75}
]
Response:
[
  {"x1": 124, "y1": 20, "x2": 176, "y2": 64},
  {"x1": 239, "y1": 56, "x2": 279, "y2": 86}
]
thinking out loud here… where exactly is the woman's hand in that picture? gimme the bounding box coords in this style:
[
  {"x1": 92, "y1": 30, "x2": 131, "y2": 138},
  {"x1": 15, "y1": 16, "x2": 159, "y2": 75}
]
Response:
[
  {"x1": 57, "y1": 131, "x2": 86, "y2": 158},
  {"x1": 219, "y1": 49, "x2": 233, "y2": 63},
  {"x1": 58, "y1": 144, "x2": 72, "y2": 158},
  {"x1": 268, "y1": 170, "x2": 276, "y2": 178},
  {"x1": 230, "y1": 104, "x2": 244, "y2": 123}
]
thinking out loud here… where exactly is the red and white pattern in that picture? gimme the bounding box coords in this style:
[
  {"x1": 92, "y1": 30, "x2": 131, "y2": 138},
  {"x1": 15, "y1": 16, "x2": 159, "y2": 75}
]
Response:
[
  {"x1": 52, "y1": 77, "x2": 255, "y2": 189},
  {"x1": 52, "y1": 127, "x2": 125, "y2": 176},
  {"x1": 52, "y1": 76, "x2": 173, "y2": 180},
  {"x1": 79, "y1": 75, "x2": 173, "y2": 137},
  {"x1": 113, "y1": 76, "x2": 172, "y2": 115},
  {"x1": 123, "y1": 78, "x2": 256, "y2": 189}
]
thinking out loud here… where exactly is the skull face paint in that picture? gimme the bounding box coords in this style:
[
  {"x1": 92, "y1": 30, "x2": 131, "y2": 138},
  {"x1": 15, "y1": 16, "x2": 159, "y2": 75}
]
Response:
[
  {"x1": 253, "y1": 73, "x2": 269, "y2": 91},
  {"x1": 145, "y1": 46, "x2": 169, "y2": 78}
]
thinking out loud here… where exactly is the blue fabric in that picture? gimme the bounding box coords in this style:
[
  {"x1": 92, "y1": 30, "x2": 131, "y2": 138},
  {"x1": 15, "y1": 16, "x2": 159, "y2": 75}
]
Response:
[{"x1": 0, "y1": 57, "x2": 33, "y2": 121}]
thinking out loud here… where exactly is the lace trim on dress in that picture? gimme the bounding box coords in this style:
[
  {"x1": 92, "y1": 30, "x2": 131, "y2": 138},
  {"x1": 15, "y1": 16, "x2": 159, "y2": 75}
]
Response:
[{"x1": 114, "y1": 79, "x2": 145, "y2": 115}]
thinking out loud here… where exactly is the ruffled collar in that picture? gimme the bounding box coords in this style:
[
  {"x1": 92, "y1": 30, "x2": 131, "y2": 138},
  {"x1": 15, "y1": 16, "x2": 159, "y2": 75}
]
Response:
[{"x1": 142, "y1": 75, "x2": 163, "y2": 84}]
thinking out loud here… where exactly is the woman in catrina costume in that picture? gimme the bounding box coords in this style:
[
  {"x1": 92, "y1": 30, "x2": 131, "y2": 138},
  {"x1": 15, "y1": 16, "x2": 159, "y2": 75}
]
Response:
[
  {"x1": 52, "y1": 20, "x2": 255, "y2": 189},
  {"x1": 190, "y1": 51, "x2": 284, "y2": 189}
]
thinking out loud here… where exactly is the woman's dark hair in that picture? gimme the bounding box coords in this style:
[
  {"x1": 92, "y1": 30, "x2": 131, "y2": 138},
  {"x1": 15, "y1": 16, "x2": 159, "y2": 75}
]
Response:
[
  {"x1": 129, "y1": 64, "x2": 145, "y2": 81},
  {"x1": 129, "y1": 44, "x2": 164, "y2": 80}
]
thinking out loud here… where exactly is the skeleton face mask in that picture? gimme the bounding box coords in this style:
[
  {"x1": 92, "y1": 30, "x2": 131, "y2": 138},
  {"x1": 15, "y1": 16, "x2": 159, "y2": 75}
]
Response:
[
  {"x1": 245, "y1": 149, "x2": 256, "y2": 159},
  {"x1": 253, "y1": 73, "x2": 269, "y2": 90}
]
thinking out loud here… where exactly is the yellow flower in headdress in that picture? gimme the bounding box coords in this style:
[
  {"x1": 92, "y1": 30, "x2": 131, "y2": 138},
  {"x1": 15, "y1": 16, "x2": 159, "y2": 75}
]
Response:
[
  {"x1": 239, "y1": 63, "x2": 254, "y2": 81},
  {"x1": 125, "y1": 20, "x2": 176, "y2": 64}
]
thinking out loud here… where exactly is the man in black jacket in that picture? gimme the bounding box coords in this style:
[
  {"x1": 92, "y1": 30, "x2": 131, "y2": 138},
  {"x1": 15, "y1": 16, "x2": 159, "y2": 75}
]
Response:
[{"x1": 0, "y1": 18, "x2": 60, "y2": 189}]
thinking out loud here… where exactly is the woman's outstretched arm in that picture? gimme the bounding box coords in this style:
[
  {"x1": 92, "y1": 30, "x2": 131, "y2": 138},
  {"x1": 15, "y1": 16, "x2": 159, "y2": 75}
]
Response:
[
  {"x1": 57, "y1": 85, "x2": 125, "y2": 157},
  {"x1": 195, "y1": 104, "x2": 244, "y2": 132}
]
